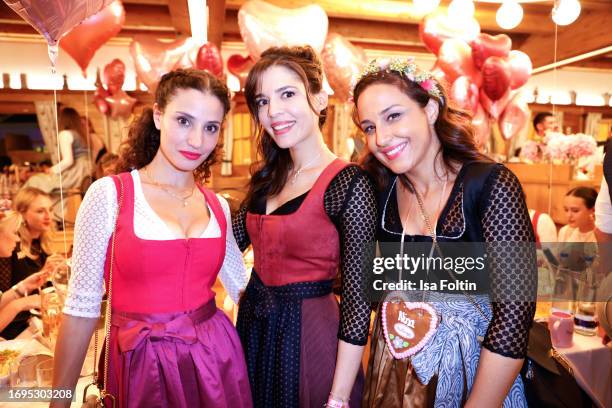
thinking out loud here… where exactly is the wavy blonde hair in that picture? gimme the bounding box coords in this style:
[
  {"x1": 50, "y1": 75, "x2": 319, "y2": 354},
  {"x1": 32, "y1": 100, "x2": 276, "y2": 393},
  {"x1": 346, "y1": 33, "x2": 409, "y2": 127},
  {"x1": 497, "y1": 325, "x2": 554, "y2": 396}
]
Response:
[
  {"x1": 12, "y1": 187, "x2": 54, "y2": 259},
  {"x1": 0, "y1": 211, "x2": 22, "y2": 234}
]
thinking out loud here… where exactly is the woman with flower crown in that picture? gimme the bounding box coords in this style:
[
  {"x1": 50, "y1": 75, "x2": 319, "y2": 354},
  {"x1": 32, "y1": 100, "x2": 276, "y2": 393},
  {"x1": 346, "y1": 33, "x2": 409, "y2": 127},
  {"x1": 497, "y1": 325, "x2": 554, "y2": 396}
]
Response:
[{"x1": 353, "y1": 58, "x2": 536, "y2": 407}]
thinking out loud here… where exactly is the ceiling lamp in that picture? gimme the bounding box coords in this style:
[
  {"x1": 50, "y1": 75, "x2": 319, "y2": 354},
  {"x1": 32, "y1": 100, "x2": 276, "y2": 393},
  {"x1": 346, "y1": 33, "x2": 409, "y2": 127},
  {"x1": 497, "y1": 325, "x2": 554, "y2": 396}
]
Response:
[
  {"x1": 496, "y1": 0, "x2": 523, "y2": 29},
  {"x1": 413, "y1": 0, "x2": 440, "y2": 15},
  {"x1": 552, "y1": 0, "x2": 581, "y2": 26},
  {"x1": 448, "y1": 0, "x2": 475, "y2": 19}
]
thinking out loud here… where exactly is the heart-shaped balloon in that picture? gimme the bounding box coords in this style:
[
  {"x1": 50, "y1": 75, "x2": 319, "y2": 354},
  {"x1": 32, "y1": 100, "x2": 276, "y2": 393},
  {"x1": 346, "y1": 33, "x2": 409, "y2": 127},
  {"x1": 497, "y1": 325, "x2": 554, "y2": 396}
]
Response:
[
  {"x1": 507, "y1": 50, "x2": 532, "y2": 90},
  {"x1": 103, "y1": 58, "x2": 126, "y2": 95},
  {"x1": 227, "y1": 54, "x2": 256, "y2": 90},
  {"x1": 471, "y1": 104, "x2": 490, "y2": 149},
  {"x1": 3, "y1": 0, "x2": 113, "y2": 63},
  {"x1": 105, "y1": 89, "x2": 136, "y2": 119},
  {"x1": 482, "y1": 56, "x2": 511, "y2": 101},
  {"x1": 382, "y1": 301, "x2": 439, "y2": 359},
  {"x1": 451, "y1": 76, "x2": 479, "y2": 113},
  {"x1": 419, "y1": 12, "x2": 480, "y2": 56},
  {"x1": 94, "y1": 85, "x2": 110, "y2": 115},
  {"x1": 470, "y1": 33, "x2": 512, "y2": 70},
  {"x1": 499, "y1": 93, "x2": 529, "y2": 140},
  {"x1": 130, "y1": 36, "x2": 196, "y2": 91},
  {"x1": 238, "y1": 0, "x2": 328, "y2": 60},
  {"x1": 437, "y1": 39, "x2": 481, "y2": 86},
  {"x1": 195, "y1": 43, "x2": 224, "y2": 78},
  {"x1": 429, "y1": 63, "x2": 452, "y2": 90},
  {"x1": 60, "y1": 1, "x2": 125, "y2": 76},
  {"x1": 480, "y1": 88, "x2": 511, "y2": 120},
  {"x1": 321, "y1": 33, "x2": 368, "y2": 102}
]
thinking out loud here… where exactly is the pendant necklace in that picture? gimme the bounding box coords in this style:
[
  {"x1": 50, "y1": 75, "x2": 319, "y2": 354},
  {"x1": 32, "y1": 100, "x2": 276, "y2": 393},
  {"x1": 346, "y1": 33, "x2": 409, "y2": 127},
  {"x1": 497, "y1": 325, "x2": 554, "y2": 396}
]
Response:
[
  {"x1": 145, "y1": 167, "x2": 195, "y2": 207},
  {"x1": 290, "y1": 152, "x2": 322, "y2": 184}
]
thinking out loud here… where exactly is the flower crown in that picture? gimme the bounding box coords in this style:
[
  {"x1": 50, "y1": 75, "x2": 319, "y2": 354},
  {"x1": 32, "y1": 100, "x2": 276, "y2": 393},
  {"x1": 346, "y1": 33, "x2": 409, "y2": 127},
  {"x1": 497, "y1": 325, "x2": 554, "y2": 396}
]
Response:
[{"x1": 353, "y1": 57, "x2": 443, "y2": 101}]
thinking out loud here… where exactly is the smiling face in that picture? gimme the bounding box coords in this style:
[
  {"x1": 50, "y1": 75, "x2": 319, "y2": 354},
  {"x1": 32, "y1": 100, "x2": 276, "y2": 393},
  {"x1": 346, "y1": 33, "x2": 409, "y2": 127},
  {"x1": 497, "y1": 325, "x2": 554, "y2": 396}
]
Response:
[
  {"x1": 357, "y1": 83, "x2": 439, "y2": 175},
  {"x1": 253, "y1": 65, "x2": 326, "y2": 150},
  {"x1": 563, "y1": 195, "x2": 594, "y2": 230},
  {"x1": 23, "y1": 195, "x2": 52, "y2": 235},
  {"x1": 153, "y1": 88, "x2": 224, "y2": 172}
]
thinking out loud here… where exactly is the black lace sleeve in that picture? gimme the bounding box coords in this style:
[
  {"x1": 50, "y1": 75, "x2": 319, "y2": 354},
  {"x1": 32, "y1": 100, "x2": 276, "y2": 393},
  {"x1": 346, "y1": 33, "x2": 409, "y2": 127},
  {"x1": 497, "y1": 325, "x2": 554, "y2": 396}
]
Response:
[
  {"x1": 324, "y1": 166, "x2": 377, "y2": 345},
  {"x1": 232, "y1": 205, "x2": 251, "y2": 252},
  {"x1": 480, "y1": 165, "x2": 537, "y2": 359}
]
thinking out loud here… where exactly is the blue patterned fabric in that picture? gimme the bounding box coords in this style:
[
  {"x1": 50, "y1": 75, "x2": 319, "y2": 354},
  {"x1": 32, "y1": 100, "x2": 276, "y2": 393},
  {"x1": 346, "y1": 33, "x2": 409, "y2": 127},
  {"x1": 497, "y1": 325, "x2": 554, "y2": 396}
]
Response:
[
  {"x1": 236, "y1": 271, "x2": 334, "y2": 408},
  {"x1": 408, "y1": 292, "x2": 527, "y2": 407}
]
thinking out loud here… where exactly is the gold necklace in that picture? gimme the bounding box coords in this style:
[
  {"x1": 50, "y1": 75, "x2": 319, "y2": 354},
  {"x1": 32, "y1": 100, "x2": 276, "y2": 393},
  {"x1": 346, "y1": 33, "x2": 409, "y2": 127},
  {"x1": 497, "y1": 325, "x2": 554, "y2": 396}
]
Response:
[{"x1": 145, "y1": 167, "x2": 196, "y2": 207}]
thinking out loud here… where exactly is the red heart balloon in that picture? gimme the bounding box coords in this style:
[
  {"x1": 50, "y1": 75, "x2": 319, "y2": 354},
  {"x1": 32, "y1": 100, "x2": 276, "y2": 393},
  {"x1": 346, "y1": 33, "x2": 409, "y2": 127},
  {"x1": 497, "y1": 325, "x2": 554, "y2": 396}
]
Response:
[
  {"x1": 321, "y1": 33, "x2": 368, "y2": 102},
  {"x1": 429, "y1": 63, "x2": 452, "y2": 90},
  {"x1": 437, "y1": 39, "x2": 481, "y2": 86},
  {"x1": 227, "y1": 54, "x2": 256, "y2": 90},
  {"x1": 105, "y1": 89, "x2": 136, "y2": 119},
  {"x1": 419, "y1": 12, "x2": 480, "y2": 55},
  {"x1": 507, "y1": 50, "x2": 532, "y2": 90},
  {"x1": 470, "y1": 33, "x2": 512, "y2": 70},
  {"x1": 480, "y1": 88, "x2": 511, "y2": 120},
  {"x1": 94, "y1": 85, "x2": 111, "y2": 115},
  {"x1": 103, "y1": 58, "x2": 126, "y2": 95},
  {"x1": 471, "y1": 104, "x2": 490, "y2": 149},
  {"x1": 60, "y1": 1, "x2": 125, "y2": 76},
  {"x1": 130, "y1": 36, "x2": 196, "y2": 91},
  {"x1": 499, "y1": 93, "x2": 529, "y2": 140},
  {"x1": 481, "y1": 56, "x2": 511, "y2": 101},
  {"x1": 451, "y1": 76, "x2": 479, "y2": 113},
  {"x1": 195, "y1": 43, "x2": 224, "y2": 78}
]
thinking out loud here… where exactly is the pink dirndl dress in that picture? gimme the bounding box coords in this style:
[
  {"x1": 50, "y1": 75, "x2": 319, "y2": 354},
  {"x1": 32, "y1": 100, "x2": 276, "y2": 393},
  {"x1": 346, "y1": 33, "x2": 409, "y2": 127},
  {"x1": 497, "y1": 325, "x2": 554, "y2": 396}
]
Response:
[{"x1": 99, "y1": 173, "x2": 252, "y2": 408}]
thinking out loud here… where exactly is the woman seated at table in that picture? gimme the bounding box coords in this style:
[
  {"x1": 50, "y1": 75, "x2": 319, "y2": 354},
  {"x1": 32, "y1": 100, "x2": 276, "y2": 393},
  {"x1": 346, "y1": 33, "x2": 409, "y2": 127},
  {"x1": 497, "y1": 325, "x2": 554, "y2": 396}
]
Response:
[
  {"x1": 0, "y1": 211, "x2": 47, "y2": 335},
  {"x1": 0, "y1": 188, "x2": 64, "y2": 339},
  {"x1": 559, "y1": 187, "x2": 598, "y2": 243}
]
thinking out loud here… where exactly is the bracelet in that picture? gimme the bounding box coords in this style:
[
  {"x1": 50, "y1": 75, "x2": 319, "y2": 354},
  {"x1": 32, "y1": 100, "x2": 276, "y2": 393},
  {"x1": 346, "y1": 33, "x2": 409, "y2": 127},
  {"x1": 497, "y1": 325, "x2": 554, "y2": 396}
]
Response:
[{"x1": 325, "y1": 394, "x2": 349, "y2": 408}]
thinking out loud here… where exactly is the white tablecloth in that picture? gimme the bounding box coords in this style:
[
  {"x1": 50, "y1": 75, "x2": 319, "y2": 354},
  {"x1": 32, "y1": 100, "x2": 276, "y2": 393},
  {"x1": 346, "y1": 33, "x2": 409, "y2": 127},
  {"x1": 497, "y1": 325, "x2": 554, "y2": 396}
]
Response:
[{"x1": 558, "y1": 333, "x2": 612, "y2": 408}]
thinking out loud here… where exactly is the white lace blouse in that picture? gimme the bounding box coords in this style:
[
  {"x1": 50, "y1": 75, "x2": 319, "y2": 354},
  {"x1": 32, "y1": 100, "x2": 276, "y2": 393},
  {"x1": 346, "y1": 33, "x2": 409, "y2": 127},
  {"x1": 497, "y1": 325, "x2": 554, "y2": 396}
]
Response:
[{"x1": 63, "y1": 170, "x2": 248, "y2": 318}]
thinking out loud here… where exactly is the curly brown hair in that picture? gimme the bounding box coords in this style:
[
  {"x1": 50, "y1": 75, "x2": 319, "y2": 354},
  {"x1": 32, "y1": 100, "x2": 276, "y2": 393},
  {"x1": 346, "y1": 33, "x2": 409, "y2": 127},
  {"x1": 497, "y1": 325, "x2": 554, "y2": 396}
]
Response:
[
  {"x1": 352, "y1": 67, "x2": 491, "y2": 192},
  {"x1": 243, "y1": 45, "x2": 327, "y2": 209},
  {"x1": 114, "y1": 69, "x2": 231, "y2": 182}
]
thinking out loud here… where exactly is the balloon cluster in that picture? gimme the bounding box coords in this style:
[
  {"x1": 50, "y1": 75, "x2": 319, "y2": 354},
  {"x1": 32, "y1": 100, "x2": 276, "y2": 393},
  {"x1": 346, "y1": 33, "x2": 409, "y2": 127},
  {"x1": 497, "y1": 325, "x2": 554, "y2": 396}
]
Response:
[
  {"x1": 130, "y1": 38, "x2": 225, "y2": 92},
  {"x1": 421, "y1": 12, "x2": 532, "y2": 146},
  {"x1": 94, "y1": 59, "x2": 136, "y2": 119}
]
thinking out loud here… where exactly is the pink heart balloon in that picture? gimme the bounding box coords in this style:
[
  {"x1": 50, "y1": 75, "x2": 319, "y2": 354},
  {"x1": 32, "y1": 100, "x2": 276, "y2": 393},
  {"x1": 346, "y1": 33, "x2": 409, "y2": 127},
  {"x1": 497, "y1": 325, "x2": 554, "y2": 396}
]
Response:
[
  {"x1": 3, "y1": 0, "x2": 114, "y2": 65},
  {"x1": 238, "y1": 0, "x2": 328, "y2": 60},
  {"x1": 103, "y1": 58, "x2": 126, "y2": 95},
  {"x1": 195, "y1": 43, "x2": 224, "y2": 78},
  {"x1": 430, "y1": 63, "x2": 452, "y2": 90},
  {"x1": 471, "y1": 104, "x2": 490, "y2": 149},
  {"x1": 60, "y1": 1, "x2": 125, "y2": 76},
  {"x1": 321, "y1": 33, "x2": 368, "y2": 102},
  {"x1": 450, "y1": 76, "x2": 479, "y2": 114},
  {"x1": 480, "y1": 88, "x2": 511, "y2": 120},
  {"x1": 482, "y1": 56, "x2": 511, "y2": 101},
  {"x1": 227, "y1": 54, "x2": 256, "y2": 90},
  {"x1": 470, "y1": 33, "x2": 512, "y2": 70},
  {"x1": 437, "y1": 39, "x2": 481, "y2": 86},
  {"x1": 499, "y1": 93, "x2": 529, "y2": 140},
  {"x1": 419, "y1": 12, "x2": 480, "y2": 56},
  {"x1": 507, "y1": 50, "x2": 532, "y2": 90},
  {"x1": 130, "y1": 36, "x2": 196, "y2": 91},
  {"x1": 105, "y1": 89, "x2": 136, "y2": 119},
  {"x1": 94, "y1": 85, "x2": 110, "y2": 115}
]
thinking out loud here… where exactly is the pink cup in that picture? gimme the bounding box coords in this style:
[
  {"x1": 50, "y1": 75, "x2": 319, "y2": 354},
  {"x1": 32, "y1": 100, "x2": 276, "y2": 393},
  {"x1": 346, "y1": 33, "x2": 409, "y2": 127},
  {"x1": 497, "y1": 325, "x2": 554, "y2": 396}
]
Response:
[{"x1": 549, "y1": 311, "x2": 574, "y2": 348}]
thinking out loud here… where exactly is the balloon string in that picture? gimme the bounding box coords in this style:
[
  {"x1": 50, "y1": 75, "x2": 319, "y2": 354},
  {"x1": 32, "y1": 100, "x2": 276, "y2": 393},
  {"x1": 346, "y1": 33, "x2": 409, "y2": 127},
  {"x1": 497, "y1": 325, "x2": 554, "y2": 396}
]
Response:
[
  {"x1": 52, "y1": 71, "x2": 69, "y2": 257},
  {"x1": 83, "y1": 89, "x2": 93, "y2": 186},
  {"x1": 548, "y1": 23, "x2": 559, "y2": 216}
]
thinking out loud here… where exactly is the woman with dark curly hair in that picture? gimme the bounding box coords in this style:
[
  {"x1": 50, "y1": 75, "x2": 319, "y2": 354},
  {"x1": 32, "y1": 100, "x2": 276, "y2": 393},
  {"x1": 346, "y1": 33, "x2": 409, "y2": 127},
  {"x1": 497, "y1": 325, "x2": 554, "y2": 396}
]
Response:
[
  {"x1": 51, "y1": 69, "x2": 252, "y2": 408},
  {"x1": 353, "y1": 58, "x2": 536, "y2": 407}
]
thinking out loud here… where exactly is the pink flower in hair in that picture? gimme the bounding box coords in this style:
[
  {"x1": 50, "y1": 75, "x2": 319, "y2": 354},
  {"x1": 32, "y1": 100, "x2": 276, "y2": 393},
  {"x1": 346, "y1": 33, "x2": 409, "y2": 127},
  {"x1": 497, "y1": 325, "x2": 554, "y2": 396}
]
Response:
[{"x1": 420, "y1": 79, "x2": 435, "y2": 91}]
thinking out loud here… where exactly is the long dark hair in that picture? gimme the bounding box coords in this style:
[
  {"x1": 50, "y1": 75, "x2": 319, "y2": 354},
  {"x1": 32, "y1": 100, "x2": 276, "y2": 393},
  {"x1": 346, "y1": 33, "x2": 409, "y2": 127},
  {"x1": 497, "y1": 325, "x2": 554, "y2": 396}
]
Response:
[
  {"x1": 244, "y1": 45, "x2": 326, "y2": 209},
  {"x1": 114, "y1": 69, "x2": 231, "y2": 182},
  {"x1": 58, "y1": 107, "x2": 86, "y2": 144},
  {"x1": 352, "y1": 68, "x2": 490, "y2": 192}
]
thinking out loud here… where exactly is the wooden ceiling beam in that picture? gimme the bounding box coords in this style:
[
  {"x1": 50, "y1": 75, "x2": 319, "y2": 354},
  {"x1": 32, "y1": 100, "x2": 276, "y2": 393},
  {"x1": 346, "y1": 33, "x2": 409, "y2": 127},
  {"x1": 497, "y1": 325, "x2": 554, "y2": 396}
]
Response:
[
  {"x1": 520, "y1": 10, "x2": 612, "y2": 69},
  {"x1": 208, "y1": 0, "x2": 227, "y2": 48}
]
